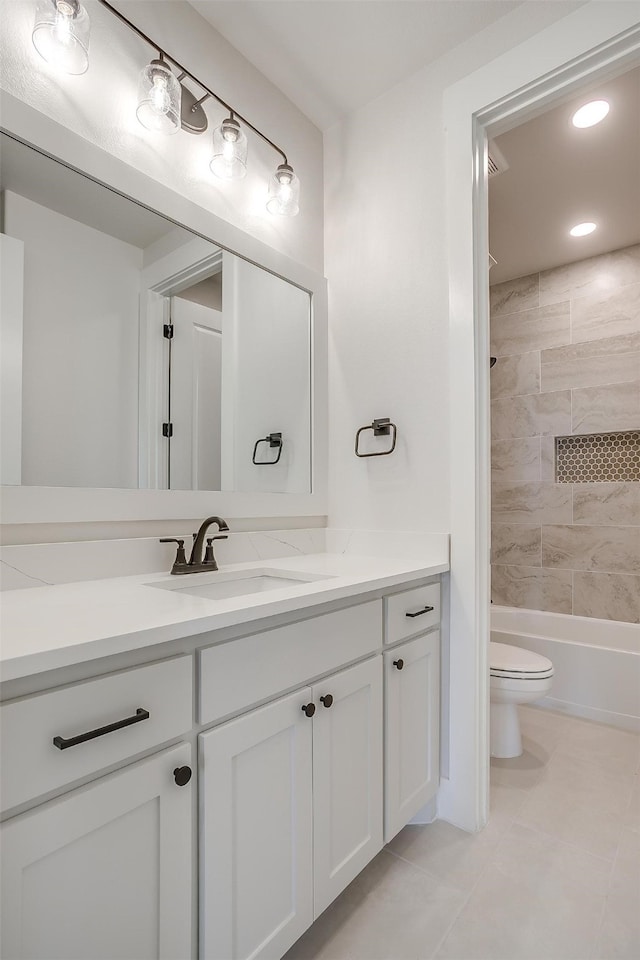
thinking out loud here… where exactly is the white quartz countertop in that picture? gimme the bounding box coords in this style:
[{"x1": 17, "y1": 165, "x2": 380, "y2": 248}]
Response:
[{"x1": 0, "y1": 552, "x2": 448, "y2": 682}]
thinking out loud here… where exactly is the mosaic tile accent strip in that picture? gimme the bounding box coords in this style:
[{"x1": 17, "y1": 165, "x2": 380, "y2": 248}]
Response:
[{"x1": 555, "y1": 430, "x2": 640, "y2": 483}]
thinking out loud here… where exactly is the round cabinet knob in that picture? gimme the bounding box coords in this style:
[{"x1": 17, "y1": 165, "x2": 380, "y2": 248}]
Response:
[
  {"x1": 301, "y1": 703, "x2": 316, "y2": 718},
  {"x1": 173, "y1": 765, "x2": 192, "y2": 786},
  {"x1": 320, "y1": 694, "x2": 333, "y2": 708},
  {"x1": 393, "y1": 659, "x2": 404, "y2": 670}
]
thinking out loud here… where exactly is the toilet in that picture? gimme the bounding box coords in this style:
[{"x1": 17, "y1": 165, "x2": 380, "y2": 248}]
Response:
[{"x1": 490, "y1": 641, "x2": 554, "y2": 758}]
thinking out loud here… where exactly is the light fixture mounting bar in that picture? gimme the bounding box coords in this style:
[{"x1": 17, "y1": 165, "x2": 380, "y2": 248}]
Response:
[{"x1": 96, "y1": 0, "x2": 288, "y2": 164}]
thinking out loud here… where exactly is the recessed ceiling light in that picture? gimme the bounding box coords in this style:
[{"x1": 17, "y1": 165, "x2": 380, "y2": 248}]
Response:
[
  {"x1": 570, "y1": 222, "x2": 597, "y2": 237},
  {"x1": 571, "y1": 100, "x2": 610, "y2": 128}
]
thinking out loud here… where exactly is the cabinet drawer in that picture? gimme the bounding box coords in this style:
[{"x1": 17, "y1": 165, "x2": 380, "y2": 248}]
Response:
[
  {"x1": 199, "y1": 600, "x2": 381, "y2": 726},
  {"x1": 1, "y1": 656, "x2": 193, "y2": 812},
  {"x1": 384, "y1": 582, "x2": 440, "y2": 645}
]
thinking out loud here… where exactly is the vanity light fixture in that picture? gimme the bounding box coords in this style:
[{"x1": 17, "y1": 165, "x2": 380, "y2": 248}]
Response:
[
  {"x1": 571, "y1": 99, "x2": 610, "y2": 128},
  {"x1": 570, "y1": 221, "x2": 597, "y2": 237},
  {"x1": 210, "y1": 115, "x2": 248, "y2": 180},
  {"x1": 267, "y1": 164, "x2": 300, "y2": 217},
  {"x1": 32, "y1": 0, "x2": 91, "y2": 75},
  {"x1": 31, "y1": 0, "x2": 300, "y2": 215},
  {"x1": 136, "y1": 57, "x2": 181, "y2": 135}
]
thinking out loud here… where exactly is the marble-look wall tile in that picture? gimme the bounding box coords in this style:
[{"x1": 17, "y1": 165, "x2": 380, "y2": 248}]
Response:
[
  {"x1": 571, "y1": 282, "x2": 640, "y2": 344},
  {"x1": 573, "y1": 484, "x2": 640, "y2": 526},
  {"x1": 572, "y1": 381, "x2": 640, "y2": 434},
  {"x1": 491, "y1": 524, "x2": 541, "y2": 566},
  {"x1": 492, "y1": 391, "x2": 571, "y2": 440},
  {"x1": 540, "y1": 437, "x2": 556, "y2": 481},
  {"x1": 491, "y1": 245, "x2": 640, "y2": 623},
  {"x1": 541, "y1": 352, "x2": 640, "y2": 394},
  {"x1": 492, "y1": 481, "x2": 572, "y2": 524},
  {"x1": 541, "y1": 331, "x2": 640, "y2": 365},
  {"x1": 490, "y1": 351, "x2": 540, "y2": 399},
  {"x1": 490, "y1": 303, "x2": 570, "y2": 357},
  {"x1": 539, "y1": 243, "x2": 640, "y2": 306},
  {"x1": 542, "y1": 524, "x2": 640, "y2": 574},
  {"x1": 491, "y1": 438, "x2": 541, "y2": 482},
  {"x1": 574, "y1": 571, "x2": 640, "y2": 623},
  {"x1": 0, "y1": 528, "x2": 330, "y2": 589},
  {"x1": 490, "y1": 272, "x2": 539, "y2": 318},
  {"x1": 0, "y1": 561, "x2": 48, "y2": 590},
  {"x1": 491, "y1": 564, "x2": 572, "y2": 613}
]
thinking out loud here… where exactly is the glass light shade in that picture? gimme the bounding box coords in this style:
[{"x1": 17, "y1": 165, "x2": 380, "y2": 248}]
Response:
[
  {"x1": 266, "y1": 163, "x2": 300, "y2": 217},
  {"x1": 32, "y1": 0, "x2": 90, "y2": 75},
  {"x1": 136, "y1": 59, "x2": 181, "y2": 135},
  {"x1": 210, "y1": 117, "x2": 248, "y2": 179}
]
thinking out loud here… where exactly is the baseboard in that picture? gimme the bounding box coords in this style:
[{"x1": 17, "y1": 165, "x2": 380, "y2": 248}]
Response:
[{"x1": 536, "y1": 695, "x2": 640, "y2": 733}]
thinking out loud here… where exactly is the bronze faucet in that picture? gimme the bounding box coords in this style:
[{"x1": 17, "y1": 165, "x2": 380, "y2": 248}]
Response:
[{"x1": 160, "y1": 516, "x2": 229, "y2": 575}]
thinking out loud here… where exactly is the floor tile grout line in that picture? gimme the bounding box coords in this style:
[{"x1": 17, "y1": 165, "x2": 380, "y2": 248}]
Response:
[
  {"x1": 540, "y1": 748, "x2": 640, "y2": 787},
  {"x1": 509, "y1": 813, "x2": 620, "y2": 868},
  {"x1": 426, "y1": 835, "x2": 506, "y2": 960},
  {"x1": 590, "y1": 834, "x2": 621, "y2": 960},
  {"x1": 382, "y1": 846, "x2": 463, "y2": 893},
  {"x1": 381, "y1": 844, "x2": 487, "y2": 960}
]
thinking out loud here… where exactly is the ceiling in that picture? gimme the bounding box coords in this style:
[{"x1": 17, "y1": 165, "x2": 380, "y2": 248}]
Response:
[
  {"x1": 488, "y1": 65, "x2": 640, "y2": 283},
  {"x1": 189, "y1": 0, "x2": 522, "y2": 131},
  {"x1": 189, "y1": 2, "x2": 639, "y2": 283}
]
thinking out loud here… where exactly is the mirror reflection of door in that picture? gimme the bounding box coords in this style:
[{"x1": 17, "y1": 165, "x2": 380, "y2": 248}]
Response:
[
  {"x1": 0, "y1": 132, "x2": 313, "y2": 494},
  {"x1": 169, "y1": 290, "x2": 222, "y2": 491}
]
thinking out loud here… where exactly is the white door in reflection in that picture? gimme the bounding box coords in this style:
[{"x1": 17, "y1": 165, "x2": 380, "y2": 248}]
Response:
[{"x1": 169, "y1": 297, "x2": 222, "y2": 491}]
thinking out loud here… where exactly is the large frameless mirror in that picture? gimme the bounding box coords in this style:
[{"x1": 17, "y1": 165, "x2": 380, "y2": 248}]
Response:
[{"x1": 0, "y1": 133, "x2": 312, "y2": 494}]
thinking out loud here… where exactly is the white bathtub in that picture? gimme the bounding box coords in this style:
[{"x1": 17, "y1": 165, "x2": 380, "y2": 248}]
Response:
[{"x1": 491, "y1": 606, "x2": 640, "y2": 732}]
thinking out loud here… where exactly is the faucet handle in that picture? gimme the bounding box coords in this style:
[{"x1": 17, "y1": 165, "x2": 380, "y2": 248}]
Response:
[
  {"x1": 160, "y1": 538, "x2": 187, "y2": 565},
  {"x1": 204, "y1": 535, "x2": 228, "y2": 563}
]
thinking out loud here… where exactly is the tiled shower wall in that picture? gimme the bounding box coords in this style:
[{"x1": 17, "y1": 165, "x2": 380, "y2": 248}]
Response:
[{"x1": 490, "y1": 243, "x2": 640, "y2": 623}]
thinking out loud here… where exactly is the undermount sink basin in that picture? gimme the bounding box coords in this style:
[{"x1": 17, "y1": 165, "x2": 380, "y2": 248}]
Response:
[{"x1": 146, "y1": 569, "x2": 332, "y2": 602}]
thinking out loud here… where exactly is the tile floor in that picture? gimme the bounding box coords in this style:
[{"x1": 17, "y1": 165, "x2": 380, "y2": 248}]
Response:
[{"x1": 284, "y1": 706, "x2": 640, "y2": 960}]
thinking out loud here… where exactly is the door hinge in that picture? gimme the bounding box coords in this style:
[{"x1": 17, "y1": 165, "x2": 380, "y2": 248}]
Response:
[
  {"x1": 163, "y1": 323, "x2": 174, "y2": 339},
  {"x1": 162, "y1": 422, "x2": 173, "y2": 438}
]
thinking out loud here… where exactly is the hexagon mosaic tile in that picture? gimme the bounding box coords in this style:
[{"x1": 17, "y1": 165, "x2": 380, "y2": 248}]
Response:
[{"x1": 555, "y1": 431, "x2": 640, "y2": 483}]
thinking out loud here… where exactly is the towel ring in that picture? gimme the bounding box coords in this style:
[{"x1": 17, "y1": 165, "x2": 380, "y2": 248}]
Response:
[
  {"x1": 252, "y1": 432, "x2": 283, "y2": 465},
  {"x1": 355, "y1": 418, "x2": 397, "y2": 458}
]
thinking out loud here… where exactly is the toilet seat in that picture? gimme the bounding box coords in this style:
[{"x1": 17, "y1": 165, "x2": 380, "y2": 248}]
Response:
[{"x1": 490, "y1": 641, "x2": 553, "y2": 680}]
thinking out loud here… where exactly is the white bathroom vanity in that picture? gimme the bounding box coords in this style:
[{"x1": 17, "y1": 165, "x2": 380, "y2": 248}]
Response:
[{"x1": 0, "y1": 549, "x2": 447, "y2": 960}]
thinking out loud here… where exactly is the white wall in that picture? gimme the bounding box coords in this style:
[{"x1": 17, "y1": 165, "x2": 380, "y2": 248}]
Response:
[
  {"x1": 4, "y1": 191, "x2": 141, "y2": 488},
  {"x1": 0, "y1": 233, "x2": 24, "y2": 485},
  {"x1": 324, "y1": 1, "x2": 585, "y2": 535},
  {"x1": 324, "y1": 1, "x2": 640, "y2": 832},
  {"x1": 0, "y1": 0, "x2": 324, "y2": 275},
  {"x1": 222, "y1": 254, "x2": 311, "y2": 495}
]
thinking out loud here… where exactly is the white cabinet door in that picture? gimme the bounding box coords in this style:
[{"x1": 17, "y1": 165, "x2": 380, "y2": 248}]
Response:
[
  {"x1": 312, "y1": 656, "x2": 383, "y2": 917},
  {"x1": 0, "y1": 743, "x2": 193, "y2": 960},
  {"x1": 384, "y1": 631, "x2": 440, "y2": 843},
  {"x1": 199, "y1": 689, "x2": 314, "y2": 960}
]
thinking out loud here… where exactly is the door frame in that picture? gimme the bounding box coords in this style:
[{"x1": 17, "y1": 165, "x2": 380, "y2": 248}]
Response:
[
  {"x1": 442, "y1": 5, "x2": 640, "y2": 831},
  {"x1": 138, "y1": 248, "x2": 223, "y2": 490}
]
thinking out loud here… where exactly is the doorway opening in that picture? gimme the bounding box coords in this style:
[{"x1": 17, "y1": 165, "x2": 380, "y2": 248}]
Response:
[{"x1": 476, "y1": 32, "x2": 640, "y2": 819}]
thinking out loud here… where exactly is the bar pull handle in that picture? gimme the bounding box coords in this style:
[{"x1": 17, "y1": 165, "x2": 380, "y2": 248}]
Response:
[
  {"x1": 53, "y1": 708, "x2": 150, "y2": 750},
  {"x1": 405, "y1": 605, "x2": 435, "y2": 618}
]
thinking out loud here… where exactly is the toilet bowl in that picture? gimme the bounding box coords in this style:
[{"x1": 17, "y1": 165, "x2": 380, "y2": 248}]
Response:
[{"x1": 490, "y1": 641, "x2": 553, "y2": 758}]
